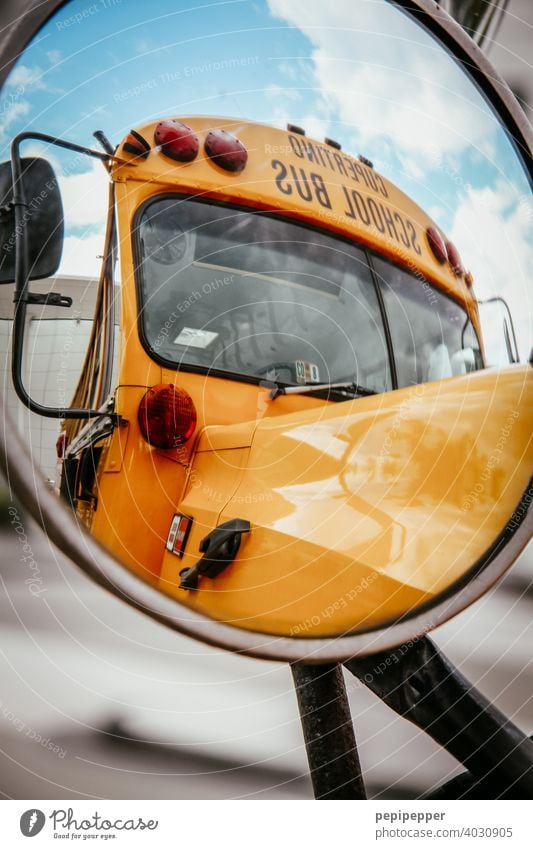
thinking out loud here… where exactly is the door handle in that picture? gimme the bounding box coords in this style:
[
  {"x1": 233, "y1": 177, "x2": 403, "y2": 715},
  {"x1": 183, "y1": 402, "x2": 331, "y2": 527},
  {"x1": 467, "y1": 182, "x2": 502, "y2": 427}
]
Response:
[{"x1": 179, "y1": 518, "x2": 251, "y2": 591}]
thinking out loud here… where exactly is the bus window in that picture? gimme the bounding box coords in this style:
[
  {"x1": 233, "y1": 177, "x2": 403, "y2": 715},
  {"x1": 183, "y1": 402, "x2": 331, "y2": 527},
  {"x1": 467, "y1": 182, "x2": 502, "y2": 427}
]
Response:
[
  {"x1": 372, "y1": 255, "x2": 482, "y2": 388},
  {"x1": 135, "y1": 197, "x2": 392, "y2": 393}
]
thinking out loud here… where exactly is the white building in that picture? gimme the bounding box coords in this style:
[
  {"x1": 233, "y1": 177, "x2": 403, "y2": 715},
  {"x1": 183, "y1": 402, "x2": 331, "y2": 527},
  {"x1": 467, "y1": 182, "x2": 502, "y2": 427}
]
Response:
[{"x1": 0, "y1": 276, "x2": 103, "y2": 481}]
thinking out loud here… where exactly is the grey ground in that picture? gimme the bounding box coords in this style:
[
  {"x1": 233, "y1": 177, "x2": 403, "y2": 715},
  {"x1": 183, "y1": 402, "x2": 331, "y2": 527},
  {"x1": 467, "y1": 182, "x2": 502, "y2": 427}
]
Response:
[{"x1": 0, "y1": 510, "x2": 531, "y2": 800}]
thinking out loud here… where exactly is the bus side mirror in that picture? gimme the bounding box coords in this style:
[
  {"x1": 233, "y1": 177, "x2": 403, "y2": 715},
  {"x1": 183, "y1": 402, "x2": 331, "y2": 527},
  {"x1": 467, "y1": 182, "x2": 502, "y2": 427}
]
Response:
[
  {"x1": 477, "y1": 297, "x2": 520, "y2": 366},
  {"x1": 450, "y1": 347, "x2": 476, "y2": 375},
  {"x1": 0, "y1": 157, "x2": 64, "y2": 284}
]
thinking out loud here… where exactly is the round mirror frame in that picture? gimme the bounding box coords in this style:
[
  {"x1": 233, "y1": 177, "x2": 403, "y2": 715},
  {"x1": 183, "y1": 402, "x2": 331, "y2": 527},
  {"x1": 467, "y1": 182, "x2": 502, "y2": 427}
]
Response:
[{"x1": 0, "y1": 0, "x2": 531, "y2": 661}]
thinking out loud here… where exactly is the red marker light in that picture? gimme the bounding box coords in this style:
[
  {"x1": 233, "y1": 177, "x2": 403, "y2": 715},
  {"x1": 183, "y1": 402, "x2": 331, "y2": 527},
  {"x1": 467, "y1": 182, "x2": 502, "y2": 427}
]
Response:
[
  {"x1": 204, "y1": 129, "x2": 248, "y2": 172},
  {"x1": 445, "y1": 240, "x2": 464, "y2": 276},
  {"x1": 426, "y1": 226, "x2": 447, "y2": 264},
  {"x1": 138, "y1": 384, "x2": 197, "y2": 449},
  {"x1": 154, "y1": 120, "x2": 199, "y2": 162},
  {"x1": 56, "y1": 432, "x2": 68, "y2": 459}
]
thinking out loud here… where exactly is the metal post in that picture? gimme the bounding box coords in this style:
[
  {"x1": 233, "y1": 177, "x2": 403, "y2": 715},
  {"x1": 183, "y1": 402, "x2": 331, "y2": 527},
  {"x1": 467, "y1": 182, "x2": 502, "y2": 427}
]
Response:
[
  {"x1": 291, "y1": 662, "x2": 366, "y2": 799},
  {"x1": 345, "y1": 636, "x2": 533, "y2": 798}
]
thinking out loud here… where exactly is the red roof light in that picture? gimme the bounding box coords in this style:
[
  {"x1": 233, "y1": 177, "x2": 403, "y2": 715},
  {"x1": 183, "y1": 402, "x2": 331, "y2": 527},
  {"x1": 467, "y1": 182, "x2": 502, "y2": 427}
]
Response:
[
  {"x1": 426, "y1": 226, "x2": 447, "y2": 264},
  {"x1": 445, "y1": 240, "x2": 464, "y2": 276},
  {"x1": 204, "y1": 129, "x2": 248, "y2": 172},
  {"x1": 155, "y1": 120, "x2": 199, "y2": 162}
]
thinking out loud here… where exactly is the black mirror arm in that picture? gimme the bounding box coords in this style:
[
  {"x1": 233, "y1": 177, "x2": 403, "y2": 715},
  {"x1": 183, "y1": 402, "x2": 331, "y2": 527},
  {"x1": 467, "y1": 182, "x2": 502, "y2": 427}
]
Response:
[{"x1": 94, "y1": 181, "x2": 117, "y2": 409}]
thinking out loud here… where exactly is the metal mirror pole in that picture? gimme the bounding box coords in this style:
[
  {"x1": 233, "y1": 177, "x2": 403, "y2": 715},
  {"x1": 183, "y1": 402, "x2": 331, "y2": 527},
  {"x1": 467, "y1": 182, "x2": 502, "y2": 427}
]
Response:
[
  {"x1": 344, "y1": 636, "x2": 533, "y2": 798},
  {"x1": 291, "y1": 662, "x2": 366, "y2": 799}
]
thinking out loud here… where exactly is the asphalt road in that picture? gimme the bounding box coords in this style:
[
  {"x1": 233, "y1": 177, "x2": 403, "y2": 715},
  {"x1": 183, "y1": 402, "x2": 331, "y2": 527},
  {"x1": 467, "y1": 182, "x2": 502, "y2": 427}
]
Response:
[{"x1": 0, "y1": 508, "x2": 531, "y2": 800}]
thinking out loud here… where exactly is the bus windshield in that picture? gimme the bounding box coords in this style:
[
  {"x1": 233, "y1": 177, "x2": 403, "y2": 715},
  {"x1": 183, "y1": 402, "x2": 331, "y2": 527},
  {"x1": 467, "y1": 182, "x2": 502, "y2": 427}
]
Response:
[
  {"x1": 136, "y1": 196, "x2": 392, "y2": 392},
  {"x1": 372, "y1": 255, "x2": 483, "y2": 386},
  {"x1": 135, "y1": 196, "x2": 480, "y2": 391}
]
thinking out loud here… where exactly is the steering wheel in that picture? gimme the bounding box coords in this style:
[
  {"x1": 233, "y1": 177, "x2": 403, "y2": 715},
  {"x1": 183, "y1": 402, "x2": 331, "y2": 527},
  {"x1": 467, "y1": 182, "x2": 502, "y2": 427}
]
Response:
[{"x1": 142, "y1": 223, "x2": 189, "y2": 266}]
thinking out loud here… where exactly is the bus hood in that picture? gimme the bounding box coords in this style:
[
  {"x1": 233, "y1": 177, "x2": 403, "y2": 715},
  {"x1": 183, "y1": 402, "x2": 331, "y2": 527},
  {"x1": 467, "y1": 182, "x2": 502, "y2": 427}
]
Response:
[{"x1": 158, "y1": 365, "x2": 533, "y2": 637}]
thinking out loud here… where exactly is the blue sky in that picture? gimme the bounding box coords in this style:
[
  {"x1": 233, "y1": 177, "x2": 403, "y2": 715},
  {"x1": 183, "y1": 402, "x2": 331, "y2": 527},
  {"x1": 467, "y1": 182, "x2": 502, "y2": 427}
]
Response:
[{"x1": 0, "y1": 0, "x2": 531, "y2": 359}]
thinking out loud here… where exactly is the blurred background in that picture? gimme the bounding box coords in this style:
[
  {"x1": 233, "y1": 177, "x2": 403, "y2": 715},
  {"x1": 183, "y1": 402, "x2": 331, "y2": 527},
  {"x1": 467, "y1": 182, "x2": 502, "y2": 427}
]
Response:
[
  {"x1": 0, "y1": 0, "x2": 532, "y2": 799},
  {"x1": 0, "y1": 508, "x2": 532, "y2": 799}
]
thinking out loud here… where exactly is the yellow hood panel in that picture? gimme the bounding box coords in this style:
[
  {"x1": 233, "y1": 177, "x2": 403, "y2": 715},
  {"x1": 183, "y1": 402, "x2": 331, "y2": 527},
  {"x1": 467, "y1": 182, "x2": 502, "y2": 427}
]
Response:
[{"x1": 159, "y1": 366, "x2": 532, "y2": 636}]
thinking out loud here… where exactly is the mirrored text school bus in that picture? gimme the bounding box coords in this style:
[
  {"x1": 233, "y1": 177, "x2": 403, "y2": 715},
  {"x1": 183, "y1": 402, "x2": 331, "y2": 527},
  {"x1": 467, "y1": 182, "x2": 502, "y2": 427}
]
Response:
[{"x1": 2, "y1": 116, "x2": 532, "y2": 637}]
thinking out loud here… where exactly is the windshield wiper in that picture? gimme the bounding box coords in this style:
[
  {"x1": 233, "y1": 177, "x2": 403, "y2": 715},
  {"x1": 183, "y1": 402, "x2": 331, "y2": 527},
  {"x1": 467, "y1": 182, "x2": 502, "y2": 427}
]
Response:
[{"x1": 267, "y1": 381, "x2": 377, "y2": 401}]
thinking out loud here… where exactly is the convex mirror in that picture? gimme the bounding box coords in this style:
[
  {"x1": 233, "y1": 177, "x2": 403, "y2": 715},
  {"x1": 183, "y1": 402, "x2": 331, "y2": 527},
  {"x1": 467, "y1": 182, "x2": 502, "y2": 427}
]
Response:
[{"x1": 0, "y1": 0, "x2": 531, "y2": 660}]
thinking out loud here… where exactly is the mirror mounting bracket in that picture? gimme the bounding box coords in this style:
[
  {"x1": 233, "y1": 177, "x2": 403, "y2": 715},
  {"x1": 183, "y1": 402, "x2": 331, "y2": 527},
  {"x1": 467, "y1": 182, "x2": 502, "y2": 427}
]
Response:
[
  {"x1": 0, "y1": 199, "x2": 22, "y2": 217},
  {"x1": 14, "y1": 290, "x2": 73, "y2": 308}
]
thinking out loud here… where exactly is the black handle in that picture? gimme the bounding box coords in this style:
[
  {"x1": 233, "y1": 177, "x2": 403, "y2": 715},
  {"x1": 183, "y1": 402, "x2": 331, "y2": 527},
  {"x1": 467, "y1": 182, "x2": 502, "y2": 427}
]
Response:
[{"x1": 179, "y1": 518, "x2": 250, "y2": 590}]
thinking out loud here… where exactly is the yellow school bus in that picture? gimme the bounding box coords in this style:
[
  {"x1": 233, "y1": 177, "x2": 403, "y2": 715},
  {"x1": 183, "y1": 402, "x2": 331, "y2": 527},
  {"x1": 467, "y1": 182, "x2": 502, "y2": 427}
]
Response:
[{"x1": 6, "y1": 116, "x2": 532, "y2": 638}]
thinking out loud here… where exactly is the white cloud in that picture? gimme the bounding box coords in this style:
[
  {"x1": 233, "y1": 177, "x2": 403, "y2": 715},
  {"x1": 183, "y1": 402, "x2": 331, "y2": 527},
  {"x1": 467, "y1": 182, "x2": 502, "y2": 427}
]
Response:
[
  {"x1": 3, "y1": 137, "x2": 108, "y2": 277},
  {"x1": 58, "y1": 160, "x2": 109, "y2": 229},
  {"x1": 5, "y1": 64, "x2": 47, "y2": 91},
  {"x1": 266, "y1": 0, "x2": 532, "y2": 365},
  {"x1": 296, "y1": 111, "x2": 330, "y2": 143},
  {"x1": 449, "y1": 182, "x2": 533, "y2": 362},
  {"x1": 265, "y1": 83, "x2": 300, "y2": 102},
  {"x1": 278, "y1": 60, "x2": 301, "y2": 82},
  {"x1": 59, "y1": 231, "x2": 106, "y2": 278},
  {"x1": 266, "y1": 0, "x2": 497, "y2": 161},
  {"x1": 135, "y1": 39, "x2": 152, "y2": 55},
  {"x1": 0, "y1": 100, "x2": 31, "y2": 140},
  {"x1": 46, "y1": 50, "x2": 62, "y2": 66},
  {"x1": 16, "y1": 142, "x2": 109, "y2": 229}
]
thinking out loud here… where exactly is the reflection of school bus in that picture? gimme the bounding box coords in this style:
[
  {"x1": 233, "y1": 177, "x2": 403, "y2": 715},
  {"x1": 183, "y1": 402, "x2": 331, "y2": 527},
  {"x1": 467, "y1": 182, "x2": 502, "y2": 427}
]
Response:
[{"x1": 7, "y1": 117, "x2": 533, "y2": 637}]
